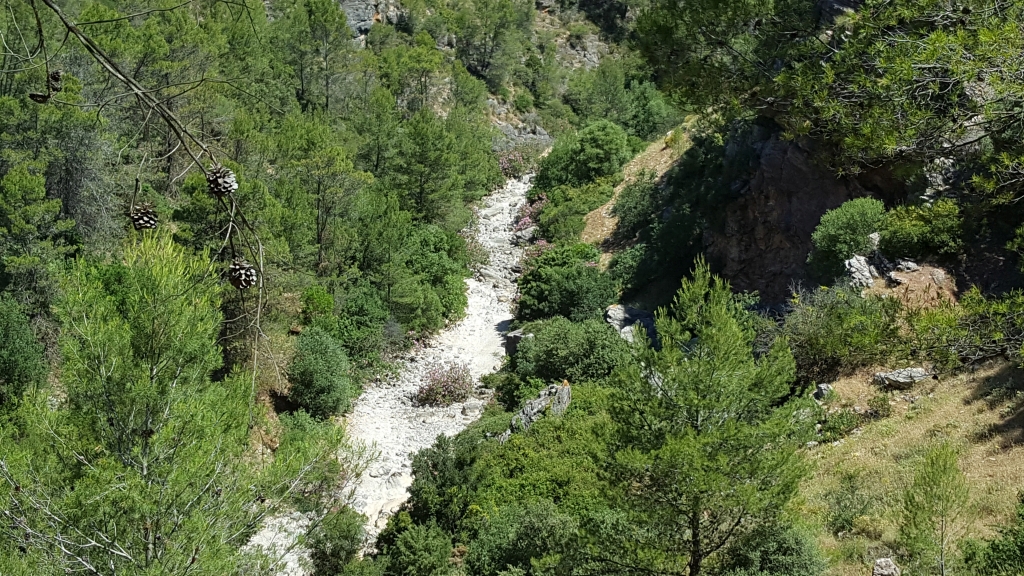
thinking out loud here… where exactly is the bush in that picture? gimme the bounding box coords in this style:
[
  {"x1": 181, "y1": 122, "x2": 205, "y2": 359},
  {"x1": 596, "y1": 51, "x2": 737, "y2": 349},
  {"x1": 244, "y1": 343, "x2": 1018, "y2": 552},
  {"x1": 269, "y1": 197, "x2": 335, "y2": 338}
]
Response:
[
  {"x1": 534, "y1": 121, "x2": 633, "y2": 190},
  {"x1": 824, "y1": 470, "x2": 873, "y2": 535},
  {"x1": 880, "y1": 199, "x2": 963, "y2": 260},
  {"x1": 498, "y1": 149, "x2": 531, "y2": 180},
  {"x1": 386, "y1": 523, "x2": 451, "y2": 576},
  {"x1": 715, "y1": 521, "x2": 826, "y2": 576},
  {"x1": 516, "y1": 245, "x2": 617, "y2": 322},
  {"x1": 288, "y1": 327, "x2": 354, "y2": 419},
  {"x1": 536, "y1": 180, "x2": 617, "y2": 243},
  {"x1": 417, "y1": 362, "x2": 474, "y2": 406},
  {"x1": 612, "y1": 172, "x2": 658, "y2": 241},
  {"x1": 465, "y1": 499, "x2": 579, "y2": 576},
  {"x1": 963, "y1": 493, "x2": 1024, "y2": 576},
  {"x1": 511, "y1": 317, "x2": 629, "y2": 384},
  {"x1": 0, "y1": 295, "x2": 45, "y2": 408},
  {"x1": 808, "y1": 198, "x2": 887, "y2": 279},
  {"x1": 309, "y1": 508, "x2": 367, "y2": 576},
  {"x1": 302, "y1": 285, "x2": 335, "y2": 324},
  {"x1": 820, "y1": 409, "x2": 861, "y2": 443},
  {"x1": 868, "y1": 393, "x2": 892, "y2": 419},
  {"x1": 625, "y1": 81, "x2": 675, "y2": 140},
  {"x1": 782, "y1": 286, "x2": 902, "y2": 385}
]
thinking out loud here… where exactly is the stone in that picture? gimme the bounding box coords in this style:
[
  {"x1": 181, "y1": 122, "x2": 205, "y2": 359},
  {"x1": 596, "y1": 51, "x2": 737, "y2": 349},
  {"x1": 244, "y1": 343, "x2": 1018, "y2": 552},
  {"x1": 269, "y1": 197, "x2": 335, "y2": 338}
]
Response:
[
  {"x1": 896, "y1": 259, "x2": 920, "y2": 272},
  {"x1": 813, "y1": 383, "x2": 832, "y2": 401},
  {"x1": 462, "y1": 399, "x2": 485, "y2": 417},
  {"x1": 551, "y1": 383, "x2": 571, "y2": 415},
  {"x1": 873, "y1": 558, "x2": 901, "y2": 576},
  {"x1": 503, "y1": 329, "x2": 533, "y2": 357},
  {"x1": 868, "y1": 232, "x2": 881, "y2": 251},
  {"x1": 887, "y1": 273, "x2": 908, "y2": 286},
  {"x1": 605, "y1": 304, "x2": 658, "y2": 347},
  {"x1": 845, "y1": 255, "x2": 874, "y2": 288},
  {"x1": 500, "y1": 383, "x2": 572, "y2": 442},
  {"x1": 512, "y1": 226, "x2": 537, "y2": 246},
  {"x1": 873, "y1": 367, "x2": 929, "y2": 390}
]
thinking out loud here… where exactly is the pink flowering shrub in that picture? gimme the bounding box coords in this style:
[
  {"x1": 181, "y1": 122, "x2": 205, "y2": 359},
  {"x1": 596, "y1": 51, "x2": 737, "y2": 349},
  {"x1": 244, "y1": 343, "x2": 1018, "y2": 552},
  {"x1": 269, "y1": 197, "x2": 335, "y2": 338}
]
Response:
[
  {"x1": 514, "y1": 194, "x2": 548, "y2": 232},
  {"x1": 416, "y1": 362, "x2": 474, "y2": 406},
  {"x1": 499, "y1": 149, "x2": 531, "y2": 179}
]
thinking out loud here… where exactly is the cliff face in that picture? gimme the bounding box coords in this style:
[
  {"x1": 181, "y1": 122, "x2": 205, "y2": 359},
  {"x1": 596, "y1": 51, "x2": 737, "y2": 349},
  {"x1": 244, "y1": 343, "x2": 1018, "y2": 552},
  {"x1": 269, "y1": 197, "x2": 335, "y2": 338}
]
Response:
[{"x1": 703, "y1": 134, "x2": 870, "y2": 302}]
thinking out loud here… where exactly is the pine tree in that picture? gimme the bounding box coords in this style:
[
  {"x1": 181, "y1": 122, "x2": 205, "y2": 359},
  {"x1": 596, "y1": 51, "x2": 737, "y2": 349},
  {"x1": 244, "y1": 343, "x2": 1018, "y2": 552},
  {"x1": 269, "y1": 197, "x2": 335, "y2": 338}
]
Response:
[
  {"x1": 0, "y1": 234, "x2": 363, "y2": 574},
  {"x1": 607, "y1": 259, "x2": 814, "y2": 576},
  {"x1": 900, "y1": 442, "x2": 971, "y2": 576}
]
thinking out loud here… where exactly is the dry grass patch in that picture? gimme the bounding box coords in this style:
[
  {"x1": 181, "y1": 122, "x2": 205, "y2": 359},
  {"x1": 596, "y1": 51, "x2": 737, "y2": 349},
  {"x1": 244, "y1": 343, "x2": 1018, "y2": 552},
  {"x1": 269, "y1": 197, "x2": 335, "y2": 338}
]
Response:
[{"x1": 800, "y1": 360, "x2": 1024, "y2": 575}]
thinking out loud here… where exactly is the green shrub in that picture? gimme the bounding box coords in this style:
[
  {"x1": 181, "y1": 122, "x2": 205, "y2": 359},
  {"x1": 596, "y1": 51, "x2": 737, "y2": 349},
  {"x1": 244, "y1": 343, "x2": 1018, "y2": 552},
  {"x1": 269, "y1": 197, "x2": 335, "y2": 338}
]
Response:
[
  {"x1": 0, "y1": 295, "x2": 45, "y2": 408},
  {"x1": 516, "y1": 264, "x2": 616, "y2": 322},
  {"x1": 782, "y1": 286, "x2": 902, "y2": 385},
  {"x1": 465, "y1": 499, "x2": 579, "y2": 576},
  {"x1": 868, "y1": 393, "x2": 892, "y2": 419},
  {"x1": 302, "y1": 285, "x2": 335, "y2": 324},
  {"x1": 534, "y1": 121, "x2": 632, "y2": 190},
  {"x1": 536, "y1": 180, "x2": 615, "y2": 243},
  {"x1": 820, "y1": 409, "x2": 861, "y2": 443},
  {"x1": 288, "y1": 327, "x2": 354, "y2": 419},
  {"x1": 386, "y1": 523, "x2": 451, "y2": 576},
  {"x1": 417, "y1": 362, "x2": 474, "y2": 406},
  {"x1": 309, "y1": 508, "x2": 367, "y2": 576},
  {"x1": 513, "y1": 91, "x2": 534, "y2": 113},
  {"x1": 512, "y1": 317, "x2": 629, "y2": 384},
  {"x1": 880, "y1": 199, "x2": 963, "y2": 260},
  {"x1": 330, "y1": 283, "x2": 391, "y2": 361},
  {"x1": 716, "y1": 521, "x2": 826, "y2": 576},
  {"x1": 625, "y1": 81, "x2": 675, "y2": 140},
  {"x1": 824, "y1": 470, "x2": 873, "y2": 535},
  {"x1": 612, "y1": 172, "x2": 658, "y2": 241},
  {"x1": 808, "y1": 198, "x2": 886, "y2": 279},
  {"x1": 963, "y1": 493, "x2": 1024, "y2": 576},
  {"x1": 516, "y1": 245, "x2": 616, "y2": 322}
]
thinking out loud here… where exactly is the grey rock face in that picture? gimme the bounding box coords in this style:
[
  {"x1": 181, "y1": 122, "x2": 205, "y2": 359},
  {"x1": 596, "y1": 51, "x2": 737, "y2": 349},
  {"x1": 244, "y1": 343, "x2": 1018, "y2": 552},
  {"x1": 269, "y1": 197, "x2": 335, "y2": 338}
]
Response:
[
  {"x1": 872, "y1": 558, "x2": 901, "y2": 576},
  {"x1": 873, "y1": 368, "x2": 929, "y2": 390},
  {"x1": 605, "y1": 304, "x2": 658, "y2": 346},
  {"x1": 340, "y1": 0, "x2": 403, "y2": 37},
  {"x1": 500, "y1": 383, "x2": 572, "y2": 442}
]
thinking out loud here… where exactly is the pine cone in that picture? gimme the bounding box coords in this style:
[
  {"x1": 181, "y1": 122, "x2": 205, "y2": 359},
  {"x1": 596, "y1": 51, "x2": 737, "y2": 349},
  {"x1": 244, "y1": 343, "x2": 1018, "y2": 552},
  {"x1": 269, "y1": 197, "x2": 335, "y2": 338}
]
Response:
[
  {"x1": 206, "y1": 165, "x2": 238, "y2": 197},
  {"x1": 28, "y1": 93, "x2": 49, "y2": 104},
  {"x1": 48, "y1": 70, "x2": 63, "y2": 93},
  {"x1": 130, "y1": 203, "x2": 158, "y2": 230},
  {"x1": 228, "y1": 258, "x2": 258, "y2": 290}
]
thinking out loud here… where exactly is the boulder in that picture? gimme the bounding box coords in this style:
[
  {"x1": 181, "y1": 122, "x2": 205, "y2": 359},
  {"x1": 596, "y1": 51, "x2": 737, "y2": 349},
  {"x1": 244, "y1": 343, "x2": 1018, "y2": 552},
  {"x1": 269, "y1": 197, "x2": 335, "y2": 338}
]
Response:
[
  {"x1": 461, "y1": 399, "x2": 485, "y2": 418},
  {"x1": 845, "y1": 255, "x2": 874, "y2": 288},
  {"x1": 605, "y1": 304, "x2": 658, "y2": 347},
  {"x1": 873, "y1": 368, "x2": 929, "y2": 390},
  {"x1": 503, "y1": 329, "x2": 533, "y2": 357},
  {"x1": 512, "y1": 226, "x2": 537, "y2": 246},
  {"x1": 896, "y1": 259, "x2": 920, "y2": 272},
  {"x1": 500, "y1": 382, "x2": 572, "y2": 442},
  {"x1": 813, "y1": 383, "x2": 832, "y2": 401},
  {"x1": 873, "y1": 558, "x2": 901, "y2": 576}
]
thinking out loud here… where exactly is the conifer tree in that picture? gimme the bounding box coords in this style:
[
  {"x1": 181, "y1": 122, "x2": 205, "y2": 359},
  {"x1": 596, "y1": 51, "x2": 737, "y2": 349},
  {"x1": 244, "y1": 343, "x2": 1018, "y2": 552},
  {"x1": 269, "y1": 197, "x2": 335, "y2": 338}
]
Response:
[{"x1": 608, "y1": 260, "x2": 814, "y2": 576}]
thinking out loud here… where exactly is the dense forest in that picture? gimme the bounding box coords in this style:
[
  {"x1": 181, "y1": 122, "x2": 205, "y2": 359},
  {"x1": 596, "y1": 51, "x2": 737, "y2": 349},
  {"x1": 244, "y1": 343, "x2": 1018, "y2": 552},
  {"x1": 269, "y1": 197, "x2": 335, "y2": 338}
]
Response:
[{"x1": 6, "y1": 0, "x2": 1024, "y2": 574}]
